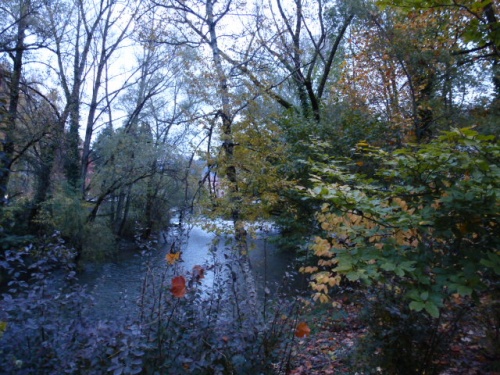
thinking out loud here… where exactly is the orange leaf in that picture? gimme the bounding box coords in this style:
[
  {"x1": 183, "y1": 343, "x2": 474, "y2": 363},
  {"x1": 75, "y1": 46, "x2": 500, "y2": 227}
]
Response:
[
  {"x1": 192, "y1": 265, "x2": 205, "y2": 281},
  {"x1": 166, "y1": 252, "x2": 180, "y2": 265},
  {"x1": 295, "y1": 322, "x2": 311, "y2": 338},
  {"x1": 171, "y1": 276, "x2": 186, "y2": 298}
]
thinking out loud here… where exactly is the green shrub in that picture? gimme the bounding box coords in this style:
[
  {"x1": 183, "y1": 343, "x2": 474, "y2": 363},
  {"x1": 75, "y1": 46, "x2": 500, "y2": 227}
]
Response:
[
  {"x1": 349, "y1": 289, "x2": 466, "y2": 374},
  {"x1": 35, "y1": 187, "x2": 87, "y2": 247},
  {"x1": 81, "y1": 219, "x2": 117, "y2": 261},
  {"x1": 303, "y1": 128, "x2": 499, "y2": 372}
]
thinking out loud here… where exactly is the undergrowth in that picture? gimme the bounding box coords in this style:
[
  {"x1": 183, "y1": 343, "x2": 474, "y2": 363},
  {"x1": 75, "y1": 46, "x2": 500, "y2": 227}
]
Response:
[{"x1": 0, "y1": 233, "x2": 303, "y2": 374}]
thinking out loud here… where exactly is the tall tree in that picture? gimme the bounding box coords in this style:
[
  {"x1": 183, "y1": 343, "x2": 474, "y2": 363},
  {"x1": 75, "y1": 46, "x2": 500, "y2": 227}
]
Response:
[
  {"x1": 0, "y1": 0, "x2": 48, "y2": 202},
  {"x1": 335, "y1": 4, "x2": 496, "y2": 143},
  {"x1": 151, "y1": 0, "x2": 263, "y2": 312},
  {"x1": 378, "y1": 0, "x2": 499, "y2": 107},
  {"x1": 255, "y1": 0, "x2": 356, "y2": 122},
  {"x1": 44, "y1": 0, "x2": 139, "y2": 192},
  {"x1": 86, "y1": 19, "x2": 194, "y2": 237}
]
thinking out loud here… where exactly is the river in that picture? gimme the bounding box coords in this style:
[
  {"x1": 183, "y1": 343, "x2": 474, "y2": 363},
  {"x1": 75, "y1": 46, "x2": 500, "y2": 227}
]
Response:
[{"x1": 78, "y1": 221, "x2": 301, "y2": 320}]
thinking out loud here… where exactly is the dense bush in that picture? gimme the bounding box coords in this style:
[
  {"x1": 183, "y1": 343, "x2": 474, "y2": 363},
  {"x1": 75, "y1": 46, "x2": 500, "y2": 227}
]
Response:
[
  {"x1": 349, "y1": 287, "x2": 470, "y2": 374},
  {"x1": 302, "y1": 128, "x2": 499, "y2": 372},
  {"x1": 0, "y1": 234, "x2": 142, "y2": 374}
]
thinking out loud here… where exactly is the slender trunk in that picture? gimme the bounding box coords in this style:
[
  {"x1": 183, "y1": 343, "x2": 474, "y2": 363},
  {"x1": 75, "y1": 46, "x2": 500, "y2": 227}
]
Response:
[
  {"x1": 66, "y1": 91, "x2": 81, "y2": 189},
  {"x1": 484, "y1": 4, "x2": 500, "y2": 105},
  {"x1": 65, "y1": 12, "x2": 84, "y2": 189},
  {"x1": 113, "y1": 190, "x2": 126, "y2": 232},
  {"x1": 142, "y1": 163, "x2": 158, "y2": 240},
  {"x1": 206, "y1": 0, "x2": 258, "y2": 313},
  {"x1": 0, "y1": 2, "x2": 28, "y2": 202},
  {"x1": 117, "y1": 184, "x2": 132, "y2": 237}
]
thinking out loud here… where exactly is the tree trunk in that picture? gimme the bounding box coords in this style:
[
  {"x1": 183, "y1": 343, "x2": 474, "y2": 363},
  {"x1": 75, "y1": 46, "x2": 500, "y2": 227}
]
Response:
[
  {"x1": 117, "y1": 184, "x2": 132, "y2": 237},
  {"x1": 0, "y1": 1, "x2": 28, "y2": 203},
  {"x1": 205, "y1": 0, "x2": 259, "y2": 315}
]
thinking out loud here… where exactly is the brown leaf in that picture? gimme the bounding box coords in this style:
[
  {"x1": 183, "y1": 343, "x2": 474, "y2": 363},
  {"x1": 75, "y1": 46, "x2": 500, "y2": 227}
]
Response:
[
  {"x1": 295, "y1": 322, "x2": 311, "y2": 338},
  {"x1": 171, "y1": 276, "x2": 186, "y2": 298},
  {"x1": 192, "y1": 265, "x2": 205, "y2": 281}
]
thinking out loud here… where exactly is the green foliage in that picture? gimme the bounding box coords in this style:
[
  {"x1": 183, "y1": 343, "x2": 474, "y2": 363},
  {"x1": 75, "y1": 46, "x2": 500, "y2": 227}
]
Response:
[
  {"x1": 34, "y1": 193, "x2": 115, "y2": 260},
  {"x1": 81, "y1": 219, "x2": 117, "y2": 261},
  {"x1": 305, "y1": 128, "x2": 499, "y2": 317},
  {"x1": 302, "y1": 127, "x2": 498, "y2": 373},
  {"x1": 35, "y1": 186, "x2": 88, "y2": 248},
  {"x1": 322, "y1": 104, "x2": 392, "y2": 156},
  {"x1": 349, "y1": 288, "x2": 459, "y2": 375},
  {"x1": 272, "y1": 101, "x2": 392, "y2": 252},
  {"x1": 199, "y1": 111, "x2": 296, "y2": 235},
  {"x1": 0, "y1": 199, "x2": 34, "y2": 251},
  {"x1": 88, "y1": 123, "x2": 184, "y2": 240}
]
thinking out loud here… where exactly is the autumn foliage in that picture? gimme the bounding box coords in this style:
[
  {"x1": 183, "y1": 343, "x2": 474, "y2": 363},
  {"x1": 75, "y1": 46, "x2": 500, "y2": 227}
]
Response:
[
  {"x1": 192, "y1": 265, "x2": 205, "y2": 281},
  {"x1": 171, "y1": 276, "x2": 187, "y2": 298},
  {"x1": 166, "y1": 252, "x2": 181, "y2": 265},
  {"x1": 304, "y1": 128, "x2": 499, "y2": 317},
  {"x1": 295, "y1": 322, "x2": 311, "y2": 338}
]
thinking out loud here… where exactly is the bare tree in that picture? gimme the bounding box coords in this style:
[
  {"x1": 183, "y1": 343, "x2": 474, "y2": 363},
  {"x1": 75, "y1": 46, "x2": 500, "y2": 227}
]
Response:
[
  {"x1": 256, "y1": 0, "x2": 355, "y2": 121},
  {"x1": 44, "y1": 0, "x2": 140, "y2": 193}
]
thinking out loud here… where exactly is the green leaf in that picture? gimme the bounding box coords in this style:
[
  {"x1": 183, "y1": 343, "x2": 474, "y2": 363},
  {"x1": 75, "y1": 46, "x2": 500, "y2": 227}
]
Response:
[
  {"x1": 409, "y1": 301, "x2": 425, "y2": 312},
  {"x1": 424, "y1": 302, "x2": 440, "y2": 318},
  {"x1": 381, "y1": 262, "x2": 396, "y2": 271},
  {"x1": 346, "y1": 270, "x2": 364, "y2": 281},
  {"x1": 457, "y1": 285, "x2": 473, "y2": 296},
  {"x1": 335, "y1": 263, "x2": 353, "y2": 273},
  {"x1": 394, "y1": 268, "x2": 405, "y2": 277},
  {"x1": 420, "y1": 291, "x2": 429, "y2": 301}
]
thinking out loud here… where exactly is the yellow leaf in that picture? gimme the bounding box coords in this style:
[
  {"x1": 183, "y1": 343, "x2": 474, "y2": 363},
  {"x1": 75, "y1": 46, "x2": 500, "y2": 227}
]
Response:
[
  {"x1": 327, "y1": 275, "x2": 341, "y2": 286},
  {"x1": 319, "y1": 293, "x2": 330, "y2": 303},
  {"x1": 166, "y1": 252, "x2": 180, "y2": 265},
  {"x1": 300, "y1": 266, "x2": 319, "y2": 273},
  {"x1": 0, "y1": 321, "x2": 7, "y2": 337}
]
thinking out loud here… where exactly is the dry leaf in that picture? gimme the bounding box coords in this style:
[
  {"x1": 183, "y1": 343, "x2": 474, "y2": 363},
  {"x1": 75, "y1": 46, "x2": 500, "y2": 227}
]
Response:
[
  {"x1": 171, "y1": 276, "x2": 186, "y2": 297},
  {"x1": 166, "y1": 252, "x2": 180, "y2": 265},
  {"x1": 192, "y1": 265, "x2": 205, "y2": 281},
  {"x1": 295, "y1": 322, "x2": 311, "y2": 338}
]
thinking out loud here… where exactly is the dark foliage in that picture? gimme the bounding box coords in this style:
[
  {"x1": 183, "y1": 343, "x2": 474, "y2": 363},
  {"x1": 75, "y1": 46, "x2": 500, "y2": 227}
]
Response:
[{"x1": 0, "y1": 234, "x2": 301, "y2": 374}]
